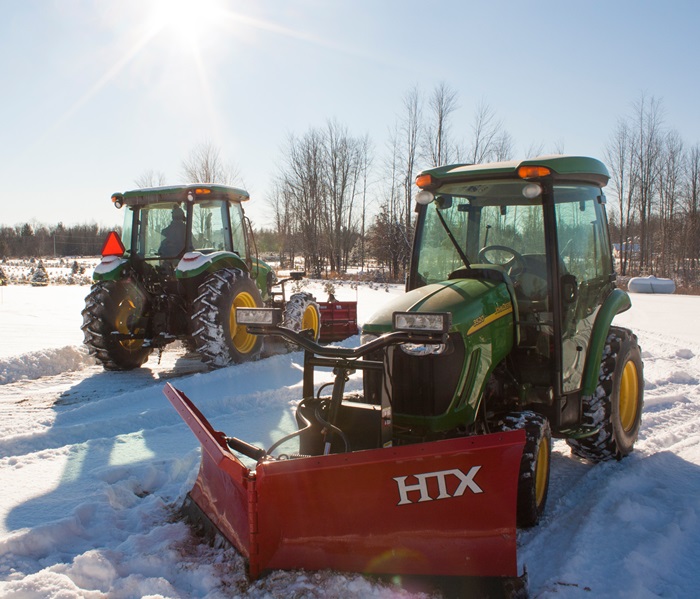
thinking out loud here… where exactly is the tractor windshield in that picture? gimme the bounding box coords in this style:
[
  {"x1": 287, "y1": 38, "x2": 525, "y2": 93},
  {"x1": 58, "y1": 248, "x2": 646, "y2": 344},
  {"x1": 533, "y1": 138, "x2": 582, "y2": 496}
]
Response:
[
  {"x1": 124, "y1": 199, "x2": 247, "y2": 259},
  {"x1": 129, "y1": 203, "x2": 187, "y2": 259},
  {"x1": 414, "y1": 180, "x2": 546, "y2": 285}
]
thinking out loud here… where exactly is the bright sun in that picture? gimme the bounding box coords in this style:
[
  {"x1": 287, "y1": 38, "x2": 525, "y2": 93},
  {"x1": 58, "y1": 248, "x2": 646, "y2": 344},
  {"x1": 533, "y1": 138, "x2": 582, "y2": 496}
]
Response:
[{"x1": 151, "y1": 0, "x2": 226, "y2": 42}]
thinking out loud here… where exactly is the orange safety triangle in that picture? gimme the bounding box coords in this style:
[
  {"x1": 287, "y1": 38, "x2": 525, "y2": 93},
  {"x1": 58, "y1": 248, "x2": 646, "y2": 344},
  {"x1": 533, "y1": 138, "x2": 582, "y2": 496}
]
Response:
[{"x1": 101, "y1": 231, "x2": 125, "y2": 256}]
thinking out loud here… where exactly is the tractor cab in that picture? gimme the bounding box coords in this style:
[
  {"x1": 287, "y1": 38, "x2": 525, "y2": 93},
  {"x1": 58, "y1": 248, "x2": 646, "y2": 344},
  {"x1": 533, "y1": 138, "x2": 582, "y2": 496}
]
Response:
[
  {"x1": 113, "y1": 185, "x2": 251, "y2": 263},
  {"x1": 408, "y1": 156, "x2": 617, "y2": 430}
]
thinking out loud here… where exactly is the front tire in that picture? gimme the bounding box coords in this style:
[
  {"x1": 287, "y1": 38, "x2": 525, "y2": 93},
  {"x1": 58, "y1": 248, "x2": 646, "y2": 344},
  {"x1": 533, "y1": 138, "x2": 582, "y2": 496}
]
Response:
[
  {"x1": 191, "y1": 269, "x2": 263, "y2": 367},
  {"x1": 567, "y1": 327, "x2": 644, "y2": 462},
  {"x1": 499, "y1": 411, "x2": 552, "y2": 528},
  {"x1": 81, "y1": 281, "x2": 153, "y2": 370},
  {"x1": 283, "y1": 292, "x2": 321, "y2": 342}
]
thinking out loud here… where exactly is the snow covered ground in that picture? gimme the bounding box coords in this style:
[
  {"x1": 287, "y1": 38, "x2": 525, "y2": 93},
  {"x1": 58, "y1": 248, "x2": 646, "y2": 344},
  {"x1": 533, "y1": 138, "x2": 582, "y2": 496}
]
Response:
[{"x1": 0, "y1": 281, "x2": 699, "y2": 598}]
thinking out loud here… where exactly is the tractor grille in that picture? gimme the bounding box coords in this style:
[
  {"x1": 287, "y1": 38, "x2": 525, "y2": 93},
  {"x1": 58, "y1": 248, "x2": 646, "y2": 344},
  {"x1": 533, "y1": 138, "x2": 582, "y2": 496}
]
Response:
[{"x1": 363, "y1": 333, "x2": 465, "y2": 418}]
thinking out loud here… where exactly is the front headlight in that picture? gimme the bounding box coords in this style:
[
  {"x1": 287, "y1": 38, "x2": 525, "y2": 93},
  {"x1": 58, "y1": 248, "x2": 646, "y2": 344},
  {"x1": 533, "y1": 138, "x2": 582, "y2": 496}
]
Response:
[
  {"x1": 392, "y1": 311, "x2": 451, "y2": 334},
  {"x1": 235, "y1": 307, "x2": 282, "y2": 326}
]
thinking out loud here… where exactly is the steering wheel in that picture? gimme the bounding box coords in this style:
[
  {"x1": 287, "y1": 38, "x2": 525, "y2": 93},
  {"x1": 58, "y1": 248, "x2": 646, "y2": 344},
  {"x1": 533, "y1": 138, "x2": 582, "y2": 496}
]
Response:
[{"x1": 477, "y1": 245, "x2": 525, "y2": 278}]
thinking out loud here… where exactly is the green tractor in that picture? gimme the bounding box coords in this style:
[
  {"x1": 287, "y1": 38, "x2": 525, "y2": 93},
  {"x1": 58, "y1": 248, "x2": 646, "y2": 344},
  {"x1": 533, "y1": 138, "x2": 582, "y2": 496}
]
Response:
[
  {"x1": 82, "y1": 184, "x2": 320, "y2": 370},
  {"x1": 361, "y1": 154, "x2": 644, "y2": 522},
  {"x1": 164, "y1": 156, "x2": 644, "y2": 584}
]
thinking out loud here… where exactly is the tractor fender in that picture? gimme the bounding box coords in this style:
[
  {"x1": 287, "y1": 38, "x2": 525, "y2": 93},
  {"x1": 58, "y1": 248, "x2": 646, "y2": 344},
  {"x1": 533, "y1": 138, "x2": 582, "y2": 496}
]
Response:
[
  {"x1": 580, "y1": 288, "x2": 632, "y2": 396},
  {"x1": 175, "y1": 251, "x2": 249, "y2": 280},
  {"x1": 92, "y1": 255, "x2": 128, "y2": 282}
]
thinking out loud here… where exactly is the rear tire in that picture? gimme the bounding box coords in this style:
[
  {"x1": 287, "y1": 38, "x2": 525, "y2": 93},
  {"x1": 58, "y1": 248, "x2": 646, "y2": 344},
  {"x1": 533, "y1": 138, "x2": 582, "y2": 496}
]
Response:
[
  {"x1": 81, "y1": 281, "x2": 153, "y2": 370},
  {"x1": 191, "y1": 269, "x2": 263, "y2": 367},
  {"x1": 499, "y1": 411, "x2": 551, "y2": 528},
  {"x1": 282, "y1": 292, "x2": 321, "y2": 342},
  {"x1": 567, "y1": 327, "x2": 644, "y2": 462}
]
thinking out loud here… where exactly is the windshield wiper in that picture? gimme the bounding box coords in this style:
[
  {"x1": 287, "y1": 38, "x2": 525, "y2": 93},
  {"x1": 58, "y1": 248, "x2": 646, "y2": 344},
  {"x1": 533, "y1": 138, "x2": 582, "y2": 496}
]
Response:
[{"x1": 434, "y1": 208, "x2": 471, "y2": 270}]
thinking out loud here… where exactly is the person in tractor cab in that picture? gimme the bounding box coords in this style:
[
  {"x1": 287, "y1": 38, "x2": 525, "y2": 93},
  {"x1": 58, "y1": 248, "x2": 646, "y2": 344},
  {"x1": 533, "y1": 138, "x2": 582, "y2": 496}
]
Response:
[{"x1": 158, "y1": 205, "x2": 186, "y2": 257}]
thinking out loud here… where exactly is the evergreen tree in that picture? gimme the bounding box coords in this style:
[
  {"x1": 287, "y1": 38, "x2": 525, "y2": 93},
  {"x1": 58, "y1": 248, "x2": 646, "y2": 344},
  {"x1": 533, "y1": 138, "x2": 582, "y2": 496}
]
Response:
[{"x1": 31, "y1": 260, "x2": 50, "y2": 287}]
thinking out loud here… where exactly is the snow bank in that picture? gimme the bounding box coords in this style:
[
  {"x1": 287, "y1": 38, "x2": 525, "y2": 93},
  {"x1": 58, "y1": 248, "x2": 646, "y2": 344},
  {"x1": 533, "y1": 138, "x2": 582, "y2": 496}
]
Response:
[
  {"x1": 0, "y1": 346, "x2": 95, "y2": 385},
  {"x1": 0, "y1": 285, "x2": 90, "y2": 358}
]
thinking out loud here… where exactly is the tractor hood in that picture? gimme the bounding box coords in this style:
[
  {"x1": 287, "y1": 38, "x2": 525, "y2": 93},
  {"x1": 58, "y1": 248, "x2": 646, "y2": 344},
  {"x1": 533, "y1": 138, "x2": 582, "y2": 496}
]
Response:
[{"x1": 363, "y1": 277, "x2": 514, "y2": 338}]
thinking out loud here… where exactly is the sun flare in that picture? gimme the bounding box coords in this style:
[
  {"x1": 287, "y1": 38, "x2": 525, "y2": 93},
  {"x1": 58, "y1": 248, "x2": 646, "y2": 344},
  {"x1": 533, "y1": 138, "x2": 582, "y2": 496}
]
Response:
[{"x1": 151, "y1": 0, "x2": 226, "y2": 42}]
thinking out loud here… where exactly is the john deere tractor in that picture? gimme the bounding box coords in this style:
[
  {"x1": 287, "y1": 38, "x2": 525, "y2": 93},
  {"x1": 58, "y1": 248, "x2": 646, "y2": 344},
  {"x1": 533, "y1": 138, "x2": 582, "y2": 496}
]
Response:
[
  {"x1": 358, "y1": 155, "x2": 644, "y2": 523},
  {"x1": 82, "y1": 184, "x2": 320, "y2": 370},
  {"x1": 209, "y1": 156, "x2": 643, "y2": 523}
]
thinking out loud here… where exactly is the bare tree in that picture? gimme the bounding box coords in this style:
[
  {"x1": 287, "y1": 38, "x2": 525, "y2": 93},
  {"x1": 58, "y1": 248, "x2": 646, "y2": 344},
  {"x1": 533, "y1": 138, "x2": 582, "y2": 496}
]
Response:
[
  {"x1": 134, "y1": 169, "x2": 167, "y2": 188},
  {"x1": 323, "y1": 120, "x2": 363, "y2": 272},
  {"x1": 467, "y1": 101, "x2": 507, "y2": 164},
  {"x1": 181, "y1": 141, "x2": 240, "y2": 184},
  {"x1": 631, "y1": 94, "x2": 664, "y2": 271},
  {"x1": 399, "y1": 87, "x2": 422, "y2": 232},
  {"x1": 491, "y1": 131, "x2": 515, "y2": 162},
  {"x1": 605, "y1": 118, "x2": 636, "y2": 275},
  {"x1": 422, "y1": 82, "x2": 459, "y2": 167},
  {"x1": 550, "y1": 139, "x2": 566, "y2": 155},
  {"x1": 523, "y1": 141, "x2": 546, "y2": 159},
  {"x1": 657, "y1": 130, "x2": 684, "y2": 274},
  {"x1": 683, "y1": 144, "x2": 700, "y2": 278},
  {"x1": 357, "y1": 134, "x2": 373, "y2": 270}
]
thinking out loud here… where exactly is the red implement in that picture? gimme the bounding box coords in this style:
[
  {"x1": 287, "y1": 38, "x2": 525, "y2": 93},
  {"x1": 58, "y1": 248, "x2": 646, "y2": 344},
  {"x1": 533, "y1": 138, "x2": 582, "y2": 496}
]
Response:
[
  {"x1": 164, "y1": 383, "x2": 525, "y2": 580},
  {"x1": 317, "y1": 301, "x2": 358, "y2": 342}
]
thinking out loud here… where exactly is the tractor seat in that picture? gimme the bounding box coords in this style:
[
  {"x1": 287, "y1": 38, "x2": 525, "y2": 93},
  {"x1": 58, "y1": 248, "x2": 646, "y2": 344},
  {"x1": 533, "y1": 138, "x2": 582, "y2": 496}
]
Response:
[{"x1": 516, "y1": 254, "x2": 549, "y2": 312}]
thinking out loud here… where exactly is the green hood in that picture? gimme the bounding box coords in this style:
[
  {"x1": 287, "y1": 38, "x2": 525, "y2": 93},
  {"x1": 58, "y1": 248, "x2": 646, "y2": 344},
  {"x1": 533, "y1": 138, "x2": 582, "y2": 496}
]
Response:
[{"x1": 363, "y1": 277, "x2": 514, "y2": 338}]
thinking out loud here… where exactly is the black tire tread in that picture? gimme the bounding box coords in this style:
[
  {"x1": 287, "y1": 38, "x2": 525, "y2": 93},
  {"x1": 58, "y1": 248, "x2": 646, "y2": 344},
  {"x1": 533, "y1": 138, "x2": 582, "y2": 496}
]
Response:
[
  {"x1": 566, "y1": 326, "x2": 644, "y2": 462},
  {"x1": 81, "y1": 281, "x2": 152, "y2": 370},
  {"x1": 499, "y1": 410, "x2": 551, "y2": 528},
  {"x1": 191, "y1": 269, "x2": 263, "y2": 367}
]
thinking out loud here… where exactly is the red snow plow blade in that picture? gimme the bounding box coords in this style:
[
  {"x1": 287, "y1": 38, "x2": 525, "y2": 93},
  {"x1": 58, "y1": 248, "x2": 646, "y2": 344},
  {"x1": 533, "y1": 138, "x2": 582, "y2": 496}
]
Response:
[{"x1": 164, "y1": 383, "x2": 525, "y2": 580}]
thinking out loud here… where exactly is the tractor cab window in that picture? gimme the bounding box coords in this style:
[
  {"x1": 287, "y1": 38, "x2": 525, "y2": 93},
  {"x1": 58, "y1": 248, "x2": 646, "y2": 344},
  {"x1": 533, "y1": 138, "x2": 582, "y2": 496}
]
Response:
[
  {"x1": 135, "y1": 203, "x2": 186, "y2": 259},
  {"x1": 191, "y1": 201, "x2": 231, "y2": 253},
  {"x1": 229, "y1": 202, "x2": 247, "y2": 256},
  {"x1": 414, "y1": 180, "x2": 546, "y2": 288},
  {"x1": 121, "y1": 208, "x2": 134, "y2": 255}
]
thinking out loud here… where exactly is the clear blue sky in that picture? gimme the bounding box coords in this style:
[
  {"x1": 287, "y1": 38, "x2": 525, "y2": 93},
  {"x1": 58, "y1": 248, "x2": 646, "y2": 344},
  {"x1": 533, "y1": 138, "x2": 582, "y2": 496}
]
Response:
[{"x1": 1, "y1": 0, "x2": 698, "y2": 229}]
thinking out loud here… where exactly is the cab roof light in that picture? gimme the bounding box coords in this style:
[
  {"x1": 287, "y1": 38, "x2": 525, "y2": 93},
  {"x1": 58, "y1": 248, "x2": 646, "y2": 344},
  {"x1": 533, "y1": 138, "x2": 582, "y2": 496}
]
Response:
[
  {"x1": 187, "y1": 187, "x2": 212, "y2": 202},
  {"x1": 518, "y1": 165, "x2": 551, "y2": 179},
  {"x1": 111, "y1": 193, "x2": 124, "y2": 209},
  {"x1": 415, "y1": 174, "x2": 435, "y2": 189}
]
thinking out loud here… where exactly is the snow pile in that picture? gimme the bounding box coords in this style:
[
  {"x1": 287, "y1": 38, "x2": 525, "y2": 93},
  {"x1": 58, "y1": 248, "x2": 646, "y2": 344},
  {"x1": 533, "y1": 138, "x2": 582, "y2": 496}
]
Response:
[
  {"x1": 1, "y1": 283, "x2": 700, "y2": 597},
  {"x1": 0, "y1": 346, "x2": 95, "y2": 384}
]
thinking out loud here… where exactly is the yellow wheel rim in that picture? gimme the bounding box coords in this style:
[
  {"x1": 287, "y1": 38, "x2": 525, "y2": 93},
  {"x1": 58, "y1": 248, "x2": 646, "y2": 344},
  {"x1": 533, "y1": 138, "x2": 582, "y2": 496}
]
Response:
[
  {"x1": 619, "y1": 360, "x2": 640, "y2": 432},
  {"x1": 302, "y1": 304, "x2": 320, "y2": 339},
  {"x1": 115, "y1": 298, "x2": 144, "y2": 351},
  {"x1": 535, "y1": 435, "x2": 549, "y2": 509},
  {"x1": 229, "y1": 291, "x2": 258, "y2": 354}
]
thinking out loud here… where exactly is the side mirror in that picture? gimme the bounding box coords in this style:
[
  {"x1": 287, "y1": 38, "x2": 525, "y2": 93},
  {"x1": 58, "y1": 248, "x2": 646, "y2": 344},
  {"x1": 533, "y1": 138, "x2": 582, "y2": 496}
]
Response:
[{"x1": 561, "y1": 274, "x2": 578, "y2": 304}]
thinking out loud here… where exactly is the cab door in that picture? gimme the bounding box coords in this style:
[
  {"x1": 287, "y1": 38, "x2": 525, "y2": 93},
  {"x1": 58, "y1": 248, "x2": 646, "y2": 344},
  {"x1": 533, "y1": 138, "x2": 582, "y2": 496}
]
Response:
[{"x1": 554, "y1": 186, "x2": 615, "y2": 393}]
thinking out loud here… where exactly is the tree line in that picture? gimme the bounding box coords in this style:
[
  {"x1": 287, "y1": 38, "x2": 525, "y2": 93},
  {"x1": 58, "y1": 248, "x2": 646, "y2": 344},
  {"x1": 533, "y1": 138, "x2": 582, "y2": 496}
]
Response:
[
  {"x1": 604, "y1": 94, "x2": 700, "y2": 287},
  {"x1": 3, "y1": 87, "x2": 699, "y2": 287},
  {"x1": 0, "y1": 222, "x2": 117, "y2": 258},
  {"x1": 270, "y1": 84, "x2": 521, "y2": 279}
]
